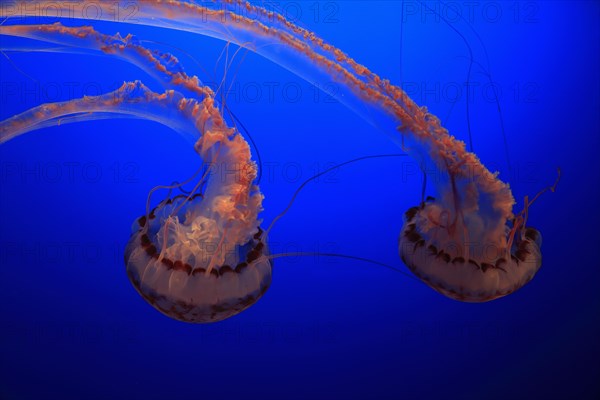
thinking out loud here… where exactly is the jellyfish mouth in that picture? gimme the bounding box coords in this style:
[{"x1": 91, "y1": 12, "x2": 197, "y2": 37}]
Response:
[
  {"x1": 124, "y1": 195, "x2": 272, "y2": 323},
  {"x1": 399, "y1": 203, "x2": 542, "y2": 302}
]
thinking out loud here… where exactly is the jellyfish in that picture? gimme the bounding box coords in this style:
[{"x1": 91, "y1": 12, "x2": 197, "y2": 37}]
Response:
[
  {"x1": 0, "y1": 24, "x2": 272, "y2": 323},
  {"x1": 1, "y1": 1, "x2": 553, "y2": 309}
]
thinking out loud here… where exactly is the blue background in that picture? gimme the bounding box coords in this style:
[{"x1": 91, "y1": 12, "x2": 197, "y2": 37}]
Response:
[{"x1": 0, "y1": 1, "x2": 599, "y2": 399}]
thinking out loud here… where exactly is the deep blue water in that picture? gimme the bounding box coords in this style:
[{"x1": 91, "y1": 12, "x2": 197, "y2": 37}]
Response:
[{"x1": 0, "y1": 1, "x2": 599, "y2": 399}]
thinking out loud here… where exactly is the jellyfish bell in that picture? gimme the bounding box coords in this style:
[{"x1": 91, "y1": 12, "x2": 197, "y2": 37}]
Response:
[
  {"x1": 116, "y1": 89, "x2": 274, "y2": 323},
  {"x1": 124, "y1": 194, "x2": 272, "y2": 323},
  {"x1": 396, "y1": 147, "x2": 558, "y2": 302},
  {"x1": 399, "y1": 202, "x2": 542, "y2": 302}
]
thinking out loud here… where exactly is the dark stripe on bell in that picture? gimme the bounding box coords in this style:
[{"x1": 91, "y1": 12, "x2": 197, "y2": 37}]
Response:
[
  {"x1": 428, "y1": 244, "x2": 438, "y2": 255},
  {"x1": 235, "y1": 262, "x2": 248, "y2": 273},
  {"x1": 468, "y1": 259, "x2": 480, "y2": 270},
  {"x1": 452, "y1": 257, "x2": 465, "y2": 264},
  {"x1": 405, "y1": 207, "x2": 419, "y2": 221},
  {"x1": 481, "y1": 262, "x2": 494, "y2": 273},
  {"x1": 495, "y1": 258, "x2": 507, "y2": 272},
  {"x1": 413, "y1": 239, "x2": 425, "y2": 252},
  {"x1": 219, "y1": 265, "x2": 233, "y2": 276},
  {"x1": 405, "y1": 230, "x2": 421, "y2": 242},
  {"x1": 437, "y1": 251, "x2": 450, "y2": 263}
]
